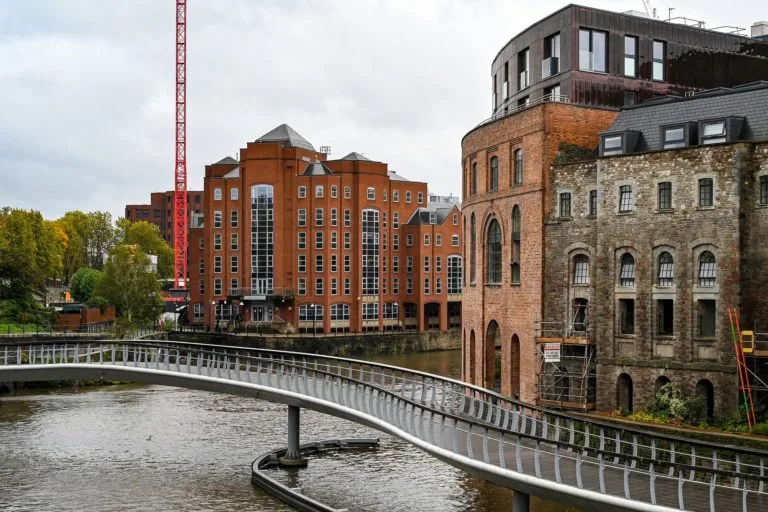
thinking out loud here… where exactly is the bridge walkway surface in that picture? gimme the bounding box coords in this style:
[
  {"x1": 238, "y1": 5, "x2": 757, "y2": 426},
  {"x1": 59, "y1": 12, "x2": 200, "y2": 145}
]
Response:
[{"x1": 1, "y1": 340, "x2": 767, "y2": 512}]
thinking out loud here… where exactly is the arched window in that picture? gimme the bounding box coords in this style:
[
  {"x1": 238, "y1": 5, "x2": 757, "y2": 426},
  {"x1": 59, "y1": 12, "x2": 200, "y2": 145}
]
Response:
[
  {"x1": 619, "y1": 253, "x2": 635, "y2": 287},
  {"x1": 573, "y1": 255, "x2": 589, "y2": 285},
  {"x1": 344, "y1": 186, "x2": 351, "y2": 199},
  {"x1": 489, "y1": 156, "x2": 499, "y2": 192},
  {"x1": 486, "y1": 219, "x2": 502, "y2": 284},
  {"x1": 658, "y1": 252, "x2": 674, "y2": 287},
  {"x1": 315, "y1": 185, "x2": 324, "y2": 198},
  {"x1": 393, "y1": 190, "x2": 399, "y2": 202},
  {"x1": 699, "y1": 251, "x2": 716, "y2": 287},
  {"x1": 471, "y1": 162, "x2": 478, "y2": 195},
  {"x1": 417, "y1": 192, "x2": 424, "y2": 204},
  {"x1": 511, "y1": 206, "x2": 521, "y2": 284},
  {"x1": 514, "y1": 149, "x2": 524, "y2": 184},
  {"x1": 470, "y1": 213, "x2": 477, "y2": 283}
]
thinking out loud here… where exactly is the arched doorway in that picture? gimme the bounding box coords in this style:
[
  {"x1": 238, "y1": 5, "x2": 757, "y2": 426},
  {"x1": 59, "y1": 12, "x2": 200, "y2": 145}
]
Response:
[
  {"x1": 469, "y1": 330, "x2": 476, "y2": 384},
  {"x1": 510, "y1": 334, "x2": 521, "y2": 398},
  {"x1": 654, "y1": 375, "x2": 670, "y2": 394},
  {"x1": 696, "y1": 379, "x2": 715, "y2": 419},
  {"x1": 616, "y1": 373, "x2": 633, "y2": 413},
  {"x1": 485, "y1": 320, "x2": 500, "y2": 391}
]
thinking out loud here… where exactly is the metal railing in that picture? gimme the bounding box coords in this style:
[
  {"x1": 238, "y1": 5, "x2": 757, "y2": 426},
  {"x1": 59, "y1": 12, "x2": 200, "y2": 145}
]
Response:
[
  {"x1": 473, "y1": 94, "x2": 571, "y2": 131},
  {"x1": 1, "y1": 340, "x2": 767, "y2": 511}
]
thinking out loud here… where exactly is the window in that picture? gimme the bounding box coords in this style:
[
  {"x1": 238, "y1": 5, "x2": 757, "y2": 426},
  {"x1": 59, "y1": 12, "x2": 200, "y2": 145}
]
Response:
[
  {"x1": 199, "y1": 279, "x2": 205, "y2": 295},
  {"x1": 229, "y1": 255, "x2": 238, "y2": 273},
  {"x1": 701, "y1": 121, "x2": 727, "y2": 145},
  {"x1": 418, "y1": 192, "x2": 424, "y2": 204},
  {"x1": 199, "y1": 258, "x2": 204, "y2": 274},
  {"x1": 199, "y1": 238, "x2": 204, "y2": 249},
  {"x1": 344, "y1": 232, "x2": 351, "y2": 250},
  {"x1": 315, "y1": 208, "x2": 324, "y2": 226},
  {"x1": 344, "y1": 186, "x2": 351, "y2": 199},
  {"x1": 503, "y1": 61, "x2": 509, "y2": 99},
  {"x1": 620, "y1": 253, "x2": 635, "y2": 287},
  {"x1": 315, "y1": 231, "x2": 323, "y2": 249},
  {"x1": 250, "y1": 184, "x2": 274, "y2": 296},
  {"x1": 407, "y1": 256, "x2": 413, "y2": 272},
  {"x1": 344, "y1": 278, "x2": 351, "y2": 295},
  {"x1": 448, "y1": 256, "x2": 462, "y2": 293},
  {"x1": 452, "y1": 234, "x2": 459, "y2": 246},
  {"x1": 699, "y1": 178, "x2": 713, "y2": 207},
  {"x1": 331, "y1": 255, "x2": 337, "y2": 272},
  {"x1": 230, "y1": 279, "x2": 238, "y2": 295},
  {"x1": 214, "y1": 255, "x2": 222, "y2": 273},
  {"x1": 231, "y1": 187, "x2": 239, "y2": 200},
  {"x1": 405, "y1": 191, "x2": 412, "y2": 203},
  {"x1": 429, "y1": 212, "x2": 436, "y2": 225},
  {"x1": 406, "y1": 278, "x2": 413, "y2": 294},
  {"x1": 514, "y1": 149, "x2": 523, "y2": 184},
  {"x1": 331, "y1": 186, "x2": 338, "y2": 198},
  {"x1": 298, "y1": 186, "x2": 307, "y2": 198},
  {"x1": 603, "y1": 135, "x2": 623, "y2": 156},
  {"x1": 331, "y1": 208, "x2": 337, "y2": 226},
  {"x1": 424, "y1": 256, "x2": 430, "y2": 272},
  {"x1": 299, "y1": 304, "x2": 323, "y2": 322},
  {"x1": 214, "y1": 233, "x2": 222, "y2": 251},
  {"x1": 231, "y1": 210, "x2": 238, "y2": 228},
  {"x1": 559, "y1": 192, "x2": 571, "y2": 218},
  {"x1": 214, "y1": 188, "x2": 222, "y2": 201},
  {"x1": 424, "y1": 234, "x2": 430, "y2": 246},
  {"x1": 619, "y1": 185, "x2": 633, "y2": 212},
  {"x1": 298, "y1": 278, "x2": 306, "y2": 295},
  {"x1": 486, "y1": 220, "x2": 502, "y2": 284},
  {"x1": 470, "y1": 213, "x2": 477, "y2": 283},
  {"x1": 436, "y1": 234, "x2": 442, "y2": 246},
  {"x1": 315, "y1": 254, "x2": 323, "y2": 272},
  {"x1": 424, "y1": 278, "x2": 430, "y2": 294},
  {"x1": 366, "y1": 187, "x2": 375, "y2": 200},
  {"x1": 653, "y1": 40, "x2": 666, "y2": 81},
  {"x1": 393, "y1": 234, "x2": 399, "y2": 250},
  {"x1": 624, "y1": 35, "x2": 637, "y2": 77},
  {"x1": 471, "y1": 163, "x2": 477, "y2": 195},
  {"x1": 619, "y1": 299, "x2": 635, "y2": 335},
  {"x1": 298, "y1": 255, "x2": 306, "y2": 273},
  {"x1": 698, "y1": 300, "x2": 717, "y2": 337},
  {"x1": 362, "y1": 209, "x2": 379, "y2": 295},
  {"x1": 214, "y1": 211, "x2": 222, "y2": 228},
  {"x1": 344, "y1": 209, "x2": 351, "y2": 227},
  {"x1": 436, "y1": 256, "x2": 442, "y2": 272},
  {"x1": 699, "y1": 251, "x2": 716, "y2": 287},
  {"x1": 589, "y1": 190, "x2": 598, "y2": 217},
  {"x1": 392, "y1": 278, "x2": 399, "y2": 294},
  {"x1": 761, "y1": 176, "x2": 768, "y2": 205},
  {"x1": 298, "y1": 209, "x2": 306, "y2": 226},
  {"x1": 658, "y1": 182, "x2": 672, "y2": 210},
  {"x1": 624, "y1": 91, "x2": 637, "y2": 107},
  {"x1": 383, "y1": 213, "x2": 387, "y2": 228},
  {"x1": 315, "y1": 185, "x2": 324, "y2": 198},
  {"x1": 489, "y1": 156, "x2": 499, "y2": 192},
  {"x1": 658, "y1": 252, "x2": 674, "y2": 287},
  {"x1": 518, "y1": 47, "x2": 529, "y2": 89},
  {"x1": 315, "y1": 278, "x2": 323, "y2": 295},
  {"x1": 330, "y1": 231, "x2": 337, "y2": 250},
  {"x1": 393, "y1": 256, "x2": 399, "y2": 272},
  {"x1": 663, "y1": 127, "x2": 686, "y2": 149},
  {"x1": 298, "y1": 232, "x2": 306, "y2": 250},
  {"x1": 656, "y1": 300, "x2": 674, "y2": 336},
  {"x1": 436, "y1": 278, "x2": 442, "y2": 294},
  {"x1": 383, "y1": 189, "x2": 387, "y2": 201},
  {"x1": 193, "y1": 303, "x2": 203, "y2": 320},
  {"x1": 573, "y1": 255, "x2": 589, "y2": 285},
  {"x1": 579, "y1": 29, "x2": 607, "y2": 73},
  {"x1": 492, "y1": 73, "x2": 497, "y2": 110},
  {"x1": 214, "y1": 278, "x2": 222, "y2": 295},
  {"x1": 344, "y1": 255, "x2": 350, "y2": 272},
  {"x1": 362, "y1": 302, "x2": 378, "y2": 321},
  {"x1": 544, "y1": 84, "x2": 562, "y2": 101},
  {"x1": 453, "y1": 213, "x2": 458, "y2": 225},
  {"x1": 543, "y1": 33, "x2": 560, "y2": 78},
  {"x1": 407, "y1": 234, "x2": 413, "y2": 246},
  {"x1": 331, "y1": 303, "x2": 349, "y2": 320},
  {"x1": 393, "y1": 190, "x2": 399, "y2": 202},
  {"x1": 393, "y1": 212, "x2": 400, "y2": 229}
]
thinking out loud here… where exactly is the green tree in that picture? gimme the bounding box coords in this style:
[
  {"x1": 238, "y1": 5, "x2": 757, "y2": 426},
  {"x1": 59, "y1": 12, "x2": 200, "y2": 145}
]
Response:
[
  {"x1": 57, "y1": 211, "x2": 89, "y2": 283},
  {"x1": 86, "y1": 211, "x2": 117, "y2": 269},
  {"x1": 69, "y1": 267, "x2": 104, "y2": 303},
  {"x1": 94, "y1": 244, "x2": 162, "y2": 327},
  {"x1": 118, "y1": 220, "x2": 174, "y2": 279}
]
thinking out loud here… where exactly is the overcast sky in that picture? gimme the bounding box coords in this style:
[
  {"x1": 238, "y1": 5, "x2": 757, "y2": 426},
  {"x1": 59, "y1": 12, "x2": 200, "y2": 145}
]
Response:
[{"x1": 0, "y1": 0, "x2": 763, "y2": 221}]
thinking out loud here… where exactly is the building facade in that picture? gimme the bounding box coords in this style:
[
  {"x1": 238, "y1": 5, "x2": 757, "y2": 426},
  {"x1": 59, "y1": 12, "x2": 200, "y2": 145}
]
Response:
[
  {"x1": 188, "y1": 124, "x2": 462, "y2": 334},
  {"x1": 544, "y1": 82, "x2": 768, "y2": 415},
  {"x1": 490, "y1": 4, "x2": 768, "y2": 113},
  {"x1": 125, "y1": 190, "x2": 203, "y2": 246}
]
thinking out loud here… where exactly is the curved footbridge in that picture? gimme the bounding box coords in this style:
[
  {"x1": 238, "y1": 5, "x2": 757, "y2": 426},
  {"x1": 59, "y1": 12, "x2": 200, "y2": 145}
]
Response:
[{"x1": 1, "y1": 340, "x2": 767, "y2": 512}]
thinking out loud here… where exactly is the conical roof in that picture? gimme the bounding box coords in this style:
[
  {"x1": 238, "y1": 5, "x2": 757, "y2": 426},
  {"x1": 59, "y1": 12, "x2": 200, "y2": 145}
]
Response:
[
  {"x1": 255, "y1": 124, "x2": 315, "y2": 151},
  {"x1": 341, "y1": 151, "x2": 371, "y2": 161},
  {"x1": 214, "y1": 156, "x2": 238, "y2": 165}
]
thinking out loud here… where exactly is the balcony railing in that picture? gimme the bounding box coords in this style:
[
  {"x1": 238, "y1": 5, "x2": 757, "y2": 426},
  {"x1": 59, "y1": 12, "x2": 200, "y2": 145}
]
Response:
[
  {"x1": 474, "y1": 93, "x2": 571, "y2": 130},
  {"x1": 228, "y1": 287, "x2": 294, "y2": 300}
]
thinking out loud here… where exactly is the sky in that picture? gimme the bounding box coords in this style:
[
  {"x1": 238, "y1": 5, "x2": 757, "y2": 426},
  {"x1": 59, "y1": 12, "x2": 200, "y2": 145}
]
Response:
[{"x1": 0, "y1": 0, "x2": 763, "y2": 221}]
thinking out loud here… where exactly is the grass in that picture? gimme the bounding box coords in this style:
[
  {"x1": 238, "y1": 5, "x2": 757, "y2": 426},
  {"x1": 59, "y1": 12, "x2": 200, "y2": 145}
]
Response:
[{"x1": 0, "y1": 323, "x2": 53, "y2": 334}]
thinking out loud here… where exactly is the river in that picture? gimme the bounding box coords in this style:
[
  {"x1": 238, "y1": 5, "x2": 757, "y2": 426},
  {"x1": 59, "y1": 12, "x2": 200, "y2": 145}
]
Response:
[{"x1": 0, "y1": 350, "x2": 576, "y2": 512}]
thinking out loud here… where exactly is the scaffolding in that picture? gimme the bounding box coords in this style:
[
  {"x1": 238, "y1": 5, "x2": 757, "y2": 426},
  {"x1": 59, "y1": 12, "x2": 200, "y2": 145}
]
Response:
[
  {"x1": 534, "y1": 302, "x2": 596, "y2": 411},
  {"x1": 738, "y1": 327, "x2": 768, "y2": 420}
]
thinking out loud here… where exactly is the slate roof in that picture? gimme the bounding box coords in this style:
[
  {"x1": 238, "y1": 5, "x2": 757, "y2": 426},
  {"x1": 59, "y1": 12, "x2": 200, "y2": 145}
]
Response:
[
  {"x1": 341, "y1": 151, "x2": 371, "y2": 161},
  {"x1": 406, "y1": 203, "x2": 458, "y2": 225},
  {"x1": 223, "y1": 167, "x2": 240, "y2": 179},
  {"x1": 214, "y1": 156, "x2": 238, "y2": 165},
  {"x1": 604, "y1": 82, "x2": 768, "y2": 152},
  {"x1": 388, "y1": 170, "x2": 410, "y2": 182},
  {"x1": 255, "y1": 124, "x2": 315, "y2": 151},
  {"x1": 302, "y1": 162, "x2": 334, "y2": 176}
]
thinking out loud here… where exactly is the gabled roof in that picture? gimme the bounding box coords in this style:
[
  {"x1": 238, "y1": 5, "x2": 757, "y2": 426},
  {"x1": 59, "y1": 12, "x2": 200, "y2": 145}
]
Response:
[
  {"x1": 255, "y1": 124, "x2": 315, "y2": 151},
  {"x1": 388, "y1": 170, "x2": 410, "y2": 181},
  {"x1": 406, "y1": 204, "x2": 458, "y2": 225},
  {"x1": 341, "y1": 151, "x2": 371, "y2": 161},
  {"x1": 214, "y1": 156, "x2": 238, "y2": 165},
  {"x1": 302, "y1": 162, "x2": 334, "y2": 176}
]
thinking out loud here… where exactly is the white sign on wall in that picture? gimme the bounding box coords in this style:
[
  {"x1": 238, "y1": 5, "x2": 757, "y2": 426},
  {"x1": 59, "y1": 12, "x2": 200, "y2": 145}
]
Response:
[{"x1": 543, "y1": 343, "x2": 561, "y2": 363}]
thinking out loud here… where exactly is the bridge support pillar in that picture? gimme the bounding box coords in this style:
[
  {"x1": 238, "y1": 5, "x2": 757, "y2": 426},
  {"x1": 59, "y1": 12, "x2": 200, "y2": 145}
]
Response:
[
  {"x1": 512, "y1": 492, "x2": 530, "y2": 512},
  {"x1": 279, "y1": 405, "x2": 308, "y2": 467}
]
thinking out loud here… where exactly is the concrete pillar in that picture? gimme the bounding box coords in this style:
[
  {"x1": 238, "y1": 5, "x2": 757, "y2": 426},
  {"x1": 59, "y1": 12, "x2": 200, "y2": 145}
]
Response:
[
  {"x1": 512, "y1": 492, "x2": 530, "y2": 512},
  {"x1": 279, "y1": 405, "x2": 308, "y2": 467}
]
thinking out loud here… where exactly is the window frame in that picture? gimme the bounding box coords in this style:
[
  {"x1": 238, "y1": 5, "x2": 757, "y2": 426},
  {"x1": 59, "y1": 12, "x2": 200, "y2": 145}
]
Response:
[
  {"x1": 559, "y1": 192, "x2": 572, "y2": 219},
  {"x1": 652, "y1": 40, "x2": 666, "y2": 81},
  {"x1": 489, "y1": 156, "x2": 499, "y2": 192},
  {"x1": 578, "y1": 28, "x2": 608, "y2": 73},
  {"x1": 618, "y1": 185, "x2": 633, "y2": 213},
  {"x1": 624, "y1": 35, "x2": 638, "y2": 78}
]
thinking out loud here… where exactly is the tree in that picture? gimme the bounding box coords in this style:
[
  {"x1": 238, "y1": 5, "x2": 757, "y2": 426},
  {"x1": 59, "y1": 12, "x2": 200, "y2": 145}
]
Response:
[
  {"x1": 118, "y1": 220, "x2": 174, "y2": 279},
  {"x1": 69, "y1": 267, "x2": 103, "y2": 303},
  {"x1": 94, "y1": 244, "x2": 163, "y2": 327},
  {"x1": 86, "y1": 211, "x2": 117, "y2": 269},
  {"x1": 57, "y1": 211, "x2": 89, "y2": 283}
]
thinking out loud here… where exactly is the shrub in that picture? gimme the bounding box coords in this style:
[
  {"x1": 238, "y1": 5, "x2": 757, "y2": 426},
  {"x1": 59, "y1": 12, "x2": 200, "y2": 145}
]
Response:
[{"x1": 648, "y1": 383, "x2": 707, "y2": 425}]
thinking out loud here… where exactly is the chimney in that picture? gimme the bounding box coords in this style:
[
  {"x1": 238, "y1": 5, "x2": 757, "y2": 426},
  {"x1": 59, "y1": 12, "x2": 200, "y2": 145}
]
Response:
[{"x1": 752, "y1": 21, "x2": 768, "y2": 41}]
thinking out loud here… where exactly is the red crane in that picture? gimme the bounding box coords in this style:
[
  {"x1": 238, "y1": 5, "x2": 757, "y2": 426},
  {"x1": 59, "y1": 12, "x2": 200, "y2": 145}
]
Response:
[{"x1": 173, "y1": 0, "x2": 187, "y2": 288}]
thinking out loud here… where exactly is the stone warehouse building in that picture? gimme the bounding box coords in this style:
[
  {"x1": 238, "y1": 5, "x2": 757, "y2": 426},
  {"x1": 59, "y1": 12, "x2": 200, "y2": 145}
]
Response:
[
  {"x1": 462, "y1": 4, "x2": 768, "y2": 408},
  {"x1": 544, "y1": 82, "x2": 768, "y2": 415},
  {"x1": 187, "y1": 124, "x2": 462, "y2": 334}
]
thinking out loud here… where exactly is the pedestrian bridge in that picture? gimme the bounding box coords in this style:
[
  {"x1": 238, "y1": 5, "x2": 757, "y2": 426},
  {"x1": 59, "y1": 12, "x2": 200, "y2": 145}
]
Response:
[{"x1": 1, "y1": 340, "x2": 766, "y2": 512}]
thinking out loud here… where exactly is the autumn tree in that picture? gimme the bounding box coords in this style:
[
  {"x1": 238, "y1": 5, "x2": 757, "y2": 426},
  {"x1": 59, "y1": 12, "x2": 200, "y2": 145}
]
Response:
[{"x1": 116, "y1": 219, "x2": 174, "y2": 279}]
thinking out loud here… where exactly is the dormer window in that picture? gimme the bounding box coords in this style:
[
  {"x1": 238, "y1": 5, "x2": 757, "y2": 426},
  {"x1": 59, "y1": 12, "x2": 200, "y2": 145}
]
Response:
[
  {"x1": 600, "y1": 131, "x2": 640, "y2": 157},
  {"x1": 701, "y1": 121, "x2": 726, "y2": 144},
  {"x1": 603, "y1": 135, "x2": 623, "y2": 156},
  {"x1": 429, "y1": 212, "x2": 437, "y2": 224},
  {"x1": 698, "y1": 117, "x2": 744, "y2": 146}
]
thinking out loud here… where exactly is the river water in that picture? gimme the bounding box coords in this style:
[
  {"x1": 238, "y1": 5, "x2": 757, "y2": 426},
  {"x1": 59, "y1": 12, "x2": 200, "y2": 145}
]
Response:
[{"x1": 0, "y1": 350, "x2": 576, "y2": 512}]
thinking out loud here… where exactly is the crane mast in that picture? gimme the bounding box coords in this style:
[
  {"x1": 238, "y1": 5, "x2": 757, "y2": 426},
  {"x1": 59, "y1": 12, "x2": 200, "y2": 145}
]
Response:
[{"x1": 173, "y1": 0, "x2": 187, "y2": 288}]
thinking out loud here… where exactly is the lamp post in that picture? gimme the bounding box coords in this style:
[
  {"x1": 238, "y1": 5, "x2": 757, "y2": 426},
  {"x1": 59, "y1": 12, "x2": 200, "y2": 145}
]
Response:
[
  {"x1": 310, "y1": 304, "x2": 316, "y2": 336},
  {"x1": 211, "y1": 300, "x2": 216, "y2": 332},
  {"x1": 185, "y1": 292, "x2": 190, "y2": 330}
]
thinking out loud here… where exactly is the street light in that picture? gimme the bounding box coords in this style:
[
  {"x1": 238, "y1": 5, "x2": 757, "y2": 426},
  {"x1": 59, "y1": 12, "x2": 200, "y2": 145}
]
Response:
[
  {"x1": 310, "y1": 304, "x2": 316, "y2": 336},
  {"x1": 211, "y1": 300, "x2": 216, "y2": 332}
]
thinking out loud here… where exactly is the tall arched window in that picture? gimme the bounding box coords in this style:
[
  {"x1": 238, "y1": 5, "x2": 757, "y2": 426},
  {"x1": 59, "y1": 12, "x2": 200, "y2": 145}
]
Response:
[
  {"x1": 699, "y1": 251, "x2": 716, "y2": 287},
  {"x1": 573, "y1": 255, "x2": 589, "y2": 285},
  {"x1": 619, "y1": 253, "x2": 635, "y2": 287},
  {"x1": 486, "y1": 219, "x2": 502, "y2": 284},
  {"x1": 470, "y1": 213, "x2": 477, "y2": 283},
  {"x1": 471, "y1": 163, "x2": 478, "y2": 196},
  {"x1": 511, "y1": 206, "x2": 521, "y2": 284},
  {"x1": 658, "y1": 252, "x2": 674, "y2": 287},
  {"x1": 489, "y1": 156, "x2": 499, "y2": 192},
  {"x1": 514, "y1": 149, "x2": 524, "y2": 184}
]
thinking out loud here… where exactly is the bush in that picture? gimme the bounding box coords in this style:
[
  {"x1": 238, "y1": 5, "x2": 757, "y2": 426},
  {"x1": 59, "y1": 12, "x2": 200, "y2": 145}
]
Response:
[
  {"x1": 752, "y1": 423, "x2": 768, "y2": 436},
  {"x1": 648, "y1": 383, "x2": 707, "y2": 425}
]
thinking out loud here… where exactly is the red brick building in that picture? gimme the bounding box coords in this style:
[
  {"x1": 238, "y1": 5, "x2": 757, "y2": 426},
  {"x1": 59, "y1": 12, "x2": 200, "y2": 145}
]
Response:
[
  {"x1": 188, "y1": 124, "x2": 462, "y2": 333},
  {"x1": 125, "y1": 190, "x2": 203, "y2": 246}
]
